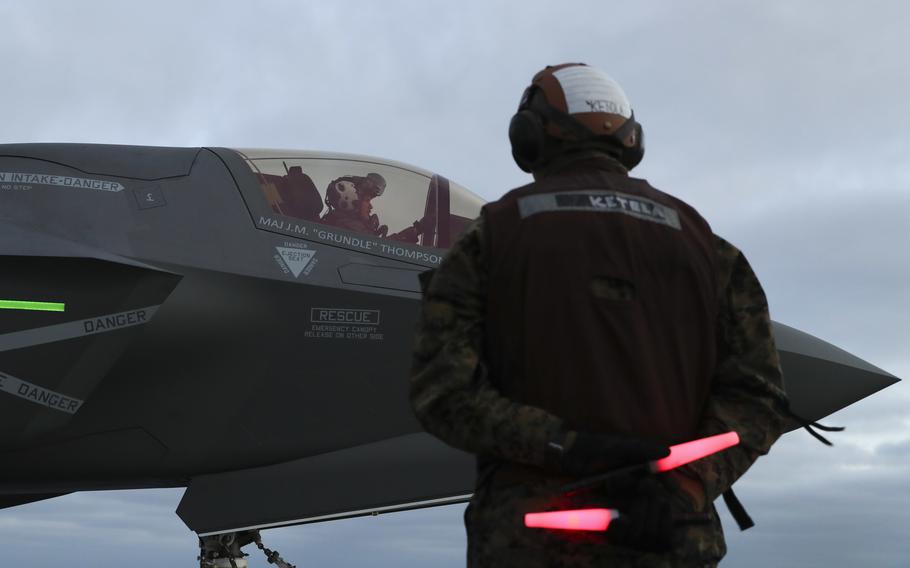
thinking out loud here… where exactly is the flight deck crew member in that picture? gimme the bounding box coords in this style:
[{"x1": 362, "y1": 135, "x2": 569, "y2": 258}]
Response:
[{"x1": 410, "y1": 63, "x2": 790, "y2": 567}]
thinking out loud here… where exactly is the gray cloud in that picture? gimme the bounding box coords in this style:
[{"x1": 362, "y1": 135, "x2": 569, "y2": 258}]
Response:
[
  {"x1": 0, "y1": 489, "x2": 195, "y2": 568},
  {"x1": 720, "y1": 434, "x2": 910, "y2": 568},
  {"x1": 729, "y1": 188, "x2": 910, "y2": 365}
]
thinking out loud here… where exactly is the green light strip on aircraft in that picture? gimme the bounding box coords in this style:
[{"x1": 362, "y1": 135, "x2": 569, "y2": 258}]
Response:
[{"x1": 0, "y1": 300, "x2": 66, "y2": 312}]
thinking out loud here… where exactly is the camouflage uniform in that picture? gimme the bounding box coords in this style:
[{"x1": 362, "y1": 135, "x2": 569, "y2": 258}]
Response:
[{"x1": 410, "y1": 170, "x2": 788, "y2": 567}]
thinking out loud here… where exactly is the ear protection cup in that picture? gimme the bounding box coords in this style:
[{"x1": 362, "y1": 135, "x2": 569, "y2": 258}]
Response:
[
  {"x1": 612, "y1": 115, "x2": 645, "y2": 170},
  {"x1": 622, "y1": 122, "x2": 644, "y2": 170},
  {"x1": 509, "y1": 109, "x2": 546, "y2": 173}
]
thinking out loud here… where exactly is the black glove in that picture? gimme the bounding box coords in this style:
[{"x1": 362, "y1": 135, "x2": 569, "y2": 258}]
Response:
[
  {"x1": 608, "y1": 477, "x2": 676, "y2": 553},
  {"x1": 549, "y1": 431, "x2": 670, "y2": 476}
]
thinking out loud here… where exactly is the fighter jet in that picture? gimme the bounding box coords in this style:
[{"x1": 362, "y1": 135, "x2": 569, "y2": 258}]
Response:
[{"x1": 0, "y1": 144, "x2": 899, "y2": 566}]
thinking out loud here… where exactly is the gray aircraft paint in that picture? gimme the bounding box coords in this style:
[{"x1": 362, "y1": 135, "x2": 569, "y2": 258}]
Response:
[{"x1": 0, "y1": 143, "x2": 468, "y2": 501}]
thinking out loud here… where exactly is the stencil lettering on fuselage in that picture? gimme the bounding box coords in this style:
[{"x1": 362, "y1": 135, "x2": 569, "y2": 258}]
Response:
[
  {"x1": 0, "y1": 306, "x2": 159, "y2": 352},
  {"x1": 0, "y1": 172, "x2": 124, "y2": 193},
  {"x1": 257, "y1": 215, "x2": 444, "y2": 266},
  {"x1": 304, "y1": 307, "x2": 384, "y2": 341},
  {"x1": 273, "y1": 242, "x2": 317, "y2": 278},
  {"x1": 0, "y1": 370, "x2": 83, "y2": 414}
]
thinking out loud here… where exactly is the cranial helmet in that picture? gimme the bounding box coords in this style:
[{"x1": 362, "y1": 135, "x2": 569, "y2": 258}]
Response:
[
  {"x1": 508, "y1": 63, "x2": 644, "y2": 172},
  {"x1": 360, "y1": 173, "x2": 387, "y2": 197}
]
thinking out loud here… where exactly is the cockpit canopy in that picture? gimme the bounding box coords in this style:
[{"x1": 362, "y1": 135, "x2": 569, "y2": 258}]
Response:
[{"x1": 232, "y1": 149, "x2": 484, "y2": 250}]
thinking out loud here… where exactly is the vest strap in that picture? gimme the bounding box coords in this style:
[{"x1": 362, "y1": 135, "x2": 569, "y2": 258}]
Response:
[{"x1": 722, "y1": 488, "x2": 754, "y2": 531}]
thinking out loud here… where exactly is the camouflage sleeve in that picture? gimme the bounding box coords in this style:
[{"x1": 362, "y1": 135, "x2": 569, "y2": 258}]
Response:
[
  {"x1": 409, "y1": 215, "x2": 565, "y2": 467},
  {"x1": 684, "y1": 235, "x2": 790, "y2": 503}
]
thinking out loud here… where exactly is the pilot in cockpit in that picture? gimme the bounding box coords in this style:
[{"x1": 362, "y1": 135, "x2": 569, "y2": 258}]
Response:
[{"x1": 320, "y1": 173, "x2": 423, "y2": 242}]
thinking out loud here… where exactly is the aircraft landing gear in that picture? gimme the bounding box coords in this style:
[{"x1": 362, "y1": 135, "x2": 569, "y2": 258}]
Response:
[{"x1": 198, "y1": 530, "x2": 296, "y2": 568}]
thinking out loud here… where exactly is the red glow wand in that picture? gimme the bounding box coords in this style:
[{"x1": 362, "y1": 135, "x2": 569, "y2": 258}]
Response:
[
  {"x1": 560, "y1": 431, "x2": 740, "y2": 494},
  {"x1": 524, "y1": 431, "x2": 739, "y2": 532},
  {"x1": 525, "y1": 508, "x2": 619, "y2": 531}
]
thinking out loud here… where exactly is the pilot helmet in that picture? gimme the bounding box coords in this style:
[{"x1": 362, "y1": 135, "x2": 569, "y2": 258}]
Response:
[{"x1": 325, "y1": 177, "x2": 360, "y2": 212}]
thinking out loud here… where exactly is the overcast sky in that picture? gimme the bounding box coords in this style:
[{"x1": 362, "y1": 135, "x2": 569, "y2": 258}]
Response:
[{"x1": 1, "y1": 1, "x2": 908, "y2": 566}]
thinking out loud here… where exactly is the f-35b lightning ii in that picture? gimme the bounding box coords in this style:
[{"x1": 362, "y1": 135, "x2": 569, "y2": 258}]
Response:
[{"x1": 0, "y1": 144, "x2": 899, "y2": 567}]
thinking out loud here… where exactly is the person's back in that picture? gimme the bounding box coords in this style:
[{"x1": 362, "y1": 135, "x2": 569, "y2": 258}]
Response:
[
  {"x1": 410, "y1": 63, "x2": 789, "y2": 567},
  {"x1": 484, "y1": 161, "x2": 717, "y2": 444}
]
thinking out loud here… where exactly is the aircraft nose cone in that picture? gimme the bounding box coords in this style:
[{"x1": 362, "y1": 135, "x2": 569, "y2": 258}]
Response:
[{"x1": 772, "y1": 321, "x2": 900, "y2": 430}]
